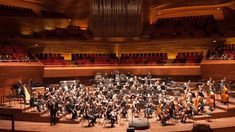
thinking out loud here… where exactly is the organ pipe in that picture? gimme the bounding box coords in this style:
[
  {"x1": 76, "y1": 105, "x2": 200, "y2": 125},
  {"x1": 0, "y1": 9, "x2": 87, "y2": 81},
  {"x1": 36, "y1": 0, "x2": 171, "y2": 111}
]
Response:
[{"x1": 89, "y1": 0, "x2": 144, "y2": 38}]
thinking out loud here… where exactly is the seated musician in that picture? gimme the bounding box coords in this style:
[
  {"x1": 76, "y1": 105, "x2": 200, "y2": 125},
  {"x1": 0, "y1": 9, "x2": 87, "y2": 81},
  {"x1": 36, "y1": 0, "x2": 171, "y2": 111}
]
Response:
[
  {"x1": 208, "y1": 89, "x2": 216, "y2": 109},
  {"x1": 106, "y1": 106, "x2": 116, "y2": 127},
  {"x1": 120, "y1": 105, "x2": 128, "y2": 118},
  {"x1": 65, "y1": 100, "x2": 77, "y2": 120},
  {"x1": 13, "y1": 80, "x2": 26, "y2": 103},
  {"x1": 144, "y1": 103, "x2": 154, "y2": 118},
  {"x1": 221, "y1": 85, "x2": 229, "y2": 104},
  {"x1": 84, "y1": 108, "x2": 96, "y2": 127},
  {"x1": 181, "y1": 102, "x2": 193, "y2": 123},
  {"x1": 29, "y1": 93, "x2": 41, "y2": 112}
]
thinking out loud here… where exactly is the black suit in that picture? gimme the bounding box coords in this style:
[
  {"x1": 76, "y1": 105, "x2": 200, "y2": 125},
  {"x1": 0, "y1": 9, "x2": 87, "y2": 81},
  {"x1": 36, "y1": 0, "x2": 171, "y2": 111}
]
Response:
[{"x1": 48, "y1": 100, "x2": 58, "y2": 125}]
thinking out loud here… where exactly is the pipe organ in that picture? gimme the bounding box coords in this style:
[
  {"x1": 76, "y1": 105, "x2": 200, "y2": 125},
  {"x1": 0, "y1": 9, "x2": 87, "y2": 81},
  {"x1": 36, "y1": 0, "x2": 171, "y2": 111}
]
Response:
[{"x1": 89, "y1": 0, "x2": 144, "y2": 38}]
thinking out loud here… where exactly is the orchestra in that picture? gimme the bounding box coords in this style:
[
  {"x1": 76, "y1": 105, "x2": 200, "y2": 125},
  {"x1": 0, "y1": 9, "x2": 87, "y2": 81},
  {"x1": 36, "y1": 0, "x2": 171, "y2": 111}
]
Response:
[{"x1": 17, "y1": 72, "x2": 231, "y2": 127}]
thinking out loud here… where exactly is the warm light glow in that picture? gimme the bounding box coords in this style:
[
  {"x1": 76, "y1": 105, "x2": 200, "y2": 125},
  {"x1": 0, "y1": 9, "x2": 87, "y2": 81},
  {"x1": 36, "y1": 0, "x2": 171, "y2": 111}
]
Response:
[
  {"x1": 21, "y1": 28, "x2": 33, "y2": 35},
  {"x1": 44, "y1": 25, "x2": 55, "y2": 30}
]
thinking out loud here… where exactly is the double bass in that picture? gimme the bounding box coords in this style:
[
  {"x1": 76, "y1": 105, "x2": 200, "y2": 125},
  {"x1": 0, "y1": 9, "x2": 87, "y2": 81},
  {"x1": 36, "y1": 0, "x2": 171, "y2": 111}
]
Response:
[
  {"x1": 208, "y1": 91, "x2": 215, "y2": 108},
  {"x1": 155, "y1": 102, "x2": 163, "y2": 120},
  {"x1": 221, "y1": 86, "x2": 229, "y2": 104},
  {"x1": 193, "y1": 95, "x2": 199, "y2": 115}
]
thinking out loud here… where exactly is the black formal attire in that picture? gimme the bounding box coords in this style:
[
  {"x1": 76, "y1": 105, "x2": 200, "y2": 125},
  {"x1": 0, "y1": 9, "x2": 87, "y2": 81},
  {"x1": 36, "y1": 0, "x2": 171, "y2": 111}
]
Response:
[{"x1": 48, "y1": 101, "x2": 58, "y2": 125}]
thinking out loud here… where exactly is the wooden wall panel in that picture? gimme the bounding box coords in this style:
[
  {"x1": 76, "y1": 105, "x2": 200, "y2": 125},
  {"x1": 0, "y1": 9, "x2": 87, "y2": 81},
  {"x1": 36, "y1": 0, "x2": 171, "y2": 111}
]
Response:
[
  {"x1": 0, "y1": 62, "x2": 44, "y2": 97},
  {"x1": 44, "y1": 65, "x2": 201, "y2": 78},
  {"x1": 201, "y1": 60, "x2": 235, "y2": 81}
]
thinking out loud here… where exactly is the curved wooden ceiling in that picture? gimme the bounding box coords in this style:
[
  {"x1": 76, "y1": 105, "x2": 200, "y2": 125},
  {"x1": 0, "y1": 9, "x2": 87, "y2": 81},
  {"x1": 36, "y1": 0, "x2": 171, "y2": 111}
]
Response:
[
  {"x1": 0, "y1": 0, "x2": 234, "y2": 29},
  {"x1": 3, "y1": 0, "x2": 234, "y2": 18}
]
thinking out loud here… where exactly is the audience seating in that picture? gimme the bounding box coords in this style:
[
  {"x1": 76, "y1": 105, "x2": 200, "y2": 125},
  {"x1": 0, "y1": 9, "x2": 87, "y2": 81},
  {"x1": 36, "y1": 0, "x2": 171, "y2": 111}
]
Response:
[
  {"x1": 150, "y1": 15, "x2": 221, "y2": 39},
  {"x1": 0, "y1": 4, "x2": 37, "y2": 17},
  {"x1": 40, "y1": 10, "x2": 67, "y2": 18},
  {"x1": 207, "y1": 44, "x2": 235, "y2": 60},
  {"x1": 32, "y1": 26, "x2": 90, "y2": 40},
  {"x1": 72, "y1": 53, "x2": 118, "y2": 66},
  {"x1": 0, "y1": 44, "x2": 34, "y2": 62},
  {"x1": 119, "y1": 53, "x2": 168, "y2": 65},
  {"x1": 174, "y1": 52, "x2": 204, "y2": 63},
  {"x1": 36, "y1": 53, "x2": 66, "y2": 65}
]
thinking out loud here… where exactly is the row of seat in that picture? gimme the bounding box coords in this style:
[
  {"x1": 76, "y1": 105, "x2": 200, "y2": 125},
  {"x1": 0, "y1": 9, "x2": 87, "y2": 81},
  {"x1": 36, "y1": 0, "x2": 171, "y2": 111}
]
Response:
[
  {"x1": 150, "y1": 15, "x2": 221, "y2": 39},
  {"x1": 0, "y1": 45, "x2": 33, "y2": 62},
  {"x1": 0, "y1": 4, "x2": 67, "y2": 18},
  {"x1": 72, "y1": 53, "x2": 118, "y2": 65},
  {"x1": 174, "y1": 52, "x2": 204, "y2": 63},
  {"x1": 30, "y1": 26, "x2": 90, "y2": 40},
  {"x1": 40, "y1": 10, "x2": 67, "y2": 18},
  {"x1": 0, "y1": 4, "x2": 36, "y2": 17},
  {"x1": 36, "y1": 52, "x2": 207, "y2": 65},
  {"x1": 35, "y1": 53, "x2": 65, "y2": 65},
  {"x1": 207, "y1": 44, "x2": 235, "y2": 60}
]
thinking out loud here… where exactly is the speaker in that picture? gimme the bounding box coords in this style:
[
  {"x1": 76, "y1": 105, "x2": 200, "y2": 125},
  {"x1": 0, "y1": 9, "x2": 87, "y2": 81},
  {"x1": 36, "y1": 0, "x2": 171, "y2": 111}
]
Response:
[{"x1": 127, "y1": 127, "x2": 135, "y2": 132}]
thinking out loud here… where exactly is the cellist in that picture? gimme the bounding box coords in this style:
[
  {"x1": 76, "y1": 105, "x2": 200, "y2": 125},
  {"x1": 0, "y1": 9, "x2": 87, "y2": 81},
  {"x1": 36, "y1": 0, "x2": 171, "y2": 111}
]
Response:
[
  {"x1": 193, "y1": 94, "x2": 199, "y2": 115},
  {"x1": 208, "y1": 89, "x2": 215, "y2": 109},
  {"x1": 221, "y1": 85, "x2": 229, "y2": 104}
]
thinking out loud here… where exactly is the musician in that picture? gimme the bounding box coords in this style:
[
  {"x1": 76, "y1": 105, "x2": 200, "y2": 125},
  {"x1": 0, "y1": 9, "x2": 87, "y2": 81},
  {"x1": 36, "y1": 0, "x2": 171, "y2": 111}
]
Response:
[
  {"x1": 84, "y1": 107, "x2": 96, "y2": 127},
  {"x1": 14, "y1": 80, "x2": 26, "y2": 103},
  {"x1": 65, "y1": 100, "x2": 77, "y2": 120},
  {"x1": 208, "y1": 90, "x2": 215, "y2": 109},
  {"x1": 198, "y1": 96, "x2": 205, "y2": 112},
  {"x1": 146, "y1": 72, "x2": 152, "y2": 80},
  {"x1": 120, "y1": 104, "x2": 128, "y2": 118},
  {"x1": 29, "y1": 93, "x2": 42, "y2": 112},
  {"x1": 218, "y1": 77, "x2": 226, "y2": 94},
  {"x1": 156, "y1": 100, "x2": 163, "y2": 120},
  {"x1": 221, "y1": 85, "x2": 229, "y2": 104},
  {"x1": 106, "y1": 106, "x2": 116, "y2": 127},
  {"x1": 48, "y1": 97, "x2": 59, "y2": 126}
]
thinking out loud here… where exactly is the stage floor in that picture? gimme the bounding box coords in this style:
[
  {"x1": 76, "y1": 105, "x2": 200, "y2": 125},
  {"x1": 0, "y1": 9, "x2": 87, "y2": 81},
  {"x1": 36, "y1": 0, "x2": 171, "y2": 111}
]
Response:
[{"x1": 1, "y1": 116, "x2": 235, "y2": 132}]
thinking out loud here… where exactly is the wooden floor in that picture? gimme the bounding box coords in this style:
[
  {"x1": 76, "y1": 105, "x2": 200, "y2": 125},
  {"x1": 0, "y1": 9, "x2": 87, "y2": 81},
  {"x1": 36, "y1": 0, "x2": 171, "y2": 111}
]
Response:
[{"x1": 1, "y1": 116, "x2": 235, "y2": 132}]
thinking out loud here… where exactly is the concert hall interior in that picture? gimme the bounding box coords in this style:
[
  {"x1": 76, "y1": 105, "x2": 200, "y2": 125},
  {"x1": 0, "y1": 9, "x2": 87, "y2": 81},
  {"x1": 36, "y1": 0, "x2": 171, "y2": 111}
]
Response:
[{"x1": 1, "y1": 0, "x2": 235, "y2": 132}]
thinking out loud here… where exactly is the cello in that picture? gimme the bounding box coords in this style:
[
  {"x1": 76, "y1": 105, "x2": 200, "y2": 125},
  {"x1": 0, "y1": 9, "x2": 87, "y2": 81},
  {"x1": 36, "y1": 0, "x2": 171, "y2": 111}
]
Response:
[
  {"x1": 208, "y1": 90, "x2": 215, "y2": 108},
  {"x1": 193, "y1": 95, "x2": 199, "y2": 115},
  {"x1": 221, "y1": 85, "x2": 229, "y2": 104}
]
